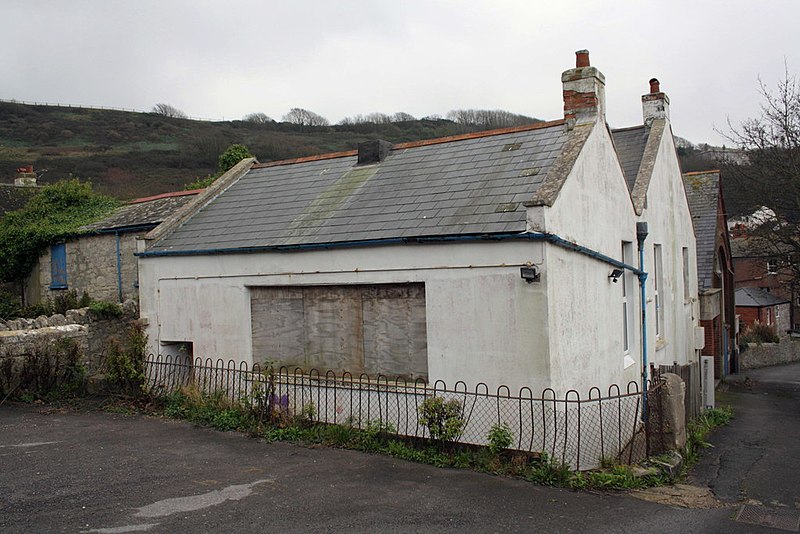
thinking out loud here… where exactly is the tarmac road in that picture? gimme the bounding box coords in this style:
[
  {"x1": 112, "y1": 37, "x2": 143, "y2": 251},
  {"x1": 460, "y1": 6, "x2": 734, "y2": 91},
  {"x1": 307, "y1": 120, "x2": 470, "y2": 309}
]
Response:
[
  {"x1": 690, "y1": 361, "x2": 800, "y2": 530},
  {"x1": 0, "y1": 401, "x2": 776, "y2": 534}
]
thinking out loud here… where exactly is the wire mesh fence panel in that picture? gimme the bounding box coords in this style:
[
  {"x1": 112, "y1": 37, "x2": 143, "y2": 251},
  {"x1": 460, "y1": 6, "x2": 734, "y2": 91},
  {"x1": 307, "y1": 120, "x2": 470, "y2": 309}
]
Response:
[{"x1": 144, "y1": 356, "x2": 666, "y2": 471}]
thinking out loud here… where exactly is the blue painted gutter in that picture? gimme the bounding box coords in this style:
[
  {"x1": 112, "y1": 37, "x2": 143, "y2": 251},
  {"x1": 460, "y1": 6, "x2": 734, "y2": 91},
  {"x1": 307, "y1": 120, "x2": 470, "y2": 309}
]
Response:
[{"x1": 136, "y1": 231, "x2": 644, "y2": 275}]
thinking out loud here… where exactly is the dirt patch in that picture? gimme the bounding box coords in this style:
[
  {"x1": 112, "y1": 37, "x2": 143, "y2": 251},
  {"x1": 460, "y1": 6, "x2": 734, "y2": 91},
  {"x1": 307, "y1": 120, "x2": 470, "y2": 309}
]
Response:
[{"x1": 632, "y1": 484, "x2": 728, "y2": 509}]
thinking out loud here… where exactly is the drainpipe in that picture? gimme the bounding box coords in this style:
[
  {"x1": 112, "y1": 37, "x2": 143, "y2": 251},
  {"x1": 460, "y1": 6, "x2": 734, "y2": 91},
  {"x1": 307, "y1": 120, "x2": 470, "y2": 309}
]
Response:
[
  {"x1": 636, "y1": 222, "x2": 649, "y2": 420},
  {"x1": 115, "y1": 231, "x2": 123, "y2": 303}
]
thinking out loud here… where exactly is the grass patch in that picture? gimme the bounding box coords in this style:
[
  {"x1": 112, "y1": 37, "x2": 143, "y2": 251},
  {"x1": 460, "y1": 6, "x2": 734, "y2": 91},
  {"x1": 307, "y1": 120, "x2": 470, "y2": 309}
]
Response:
[
  {"x1": 155, "y1": 387, "x2": 674, "y2": 491},
  {"x1": 683, "y1": 406, "x2": 733, "y2": 471}
]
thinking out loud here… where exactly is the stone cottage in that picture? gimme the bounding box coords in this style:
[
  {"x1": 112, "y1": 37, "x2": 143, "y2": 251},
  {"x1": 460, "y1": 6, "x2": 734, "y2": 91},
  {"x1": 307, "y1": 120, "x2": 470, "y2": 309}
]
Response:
[
  {"x1": 25, "y1": 189, "x2": 201, "y2": 305},
  {"x1": 137, "y1": 50, "x2": 701, "y2": 394}
]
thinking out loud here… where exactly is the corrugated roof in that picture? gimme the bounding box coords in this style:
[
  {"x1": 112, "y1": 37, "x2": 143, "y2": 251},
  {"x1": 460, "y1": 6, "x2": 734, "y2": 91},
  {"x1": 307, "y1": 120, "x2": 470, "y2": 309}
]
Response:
[
  {"x1": 81, "y1": 191, "x2": 201, "y2": 232},
  {"x1": 735, "y1": 286, "x2": 790, "y2": 307},
  {"x1": 151, "y1": 123, "x2": 569, "y2": 252},
  {"x1": 611, "y1": 126, "x2": 649, "y2": 192},
  {"x1": 683, "y1": 171, "x2": 720, "y2": 290}
]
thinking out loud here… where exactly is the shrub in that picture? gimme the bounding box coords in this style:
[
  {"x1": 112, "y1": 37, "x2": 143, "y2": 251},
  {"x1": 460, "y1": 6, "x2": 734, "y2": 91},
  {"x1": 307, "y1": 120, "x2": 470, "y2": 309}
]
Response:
[
  {"x1": 88, "y1": 300, "x2": 123, "y2": 319},
  {"x1": 740, "y1": 321, "x2": 779, "y2": 346},
  {"x1": 487, "y1": 423, "x2": 514, "y2": 455},
  {"x1": 52, "y1": 289, "x2": 79, "y2": 315},
  {"x1": 0, "y1": 337, "x2": 86, "y2": 400},
  {"x1": 103, "y1": 323, "x2": 147, "y2": 395},
  {"x1": 418, "y1": 396, "x2": 465, "y2": 442}
]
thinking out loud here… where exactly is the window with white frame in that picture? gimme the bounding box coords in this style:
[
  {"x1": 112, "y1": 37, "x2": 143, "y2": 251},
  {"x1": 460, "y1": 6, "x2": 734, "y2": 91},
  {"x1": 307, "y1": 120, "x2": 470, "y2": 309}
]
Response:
[
  {"x1": 767, "y1": 259, "x2": 778, "y2": 274},
  {"x1": 622, "y1": 241, "x2": 634, "y2": 354},
  {"x1": 654, "y1": 244, "x2": 664, "y2": 339}
]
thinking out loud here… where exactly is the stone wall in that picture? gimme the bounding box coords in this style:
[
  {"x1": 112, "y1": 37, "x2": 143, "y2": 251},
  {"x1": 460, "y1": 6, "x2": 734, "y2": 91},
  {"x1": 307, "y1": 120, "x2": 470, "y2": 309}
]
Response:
[
  {"x1": 24, "y1": 232, "x2": 144, "y2": 306},
  {"x1": 739, "y1": 336, "x2": 800, "y2": 370},
  {"x1": 0, "y1": 301, "x2": 138, "y2": 385}
]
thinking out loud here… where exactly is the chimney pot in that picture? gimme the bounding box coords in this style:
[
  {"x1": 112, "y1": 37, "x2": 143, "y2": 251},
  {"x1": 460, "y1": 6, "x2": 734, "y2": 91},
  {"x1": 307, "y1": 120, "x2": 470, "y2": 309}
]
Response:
[
  {"x1": 562, "y1": 50, "x2": 605, "y2": 128},
  {"x1": 575, "y1": 49, "x2": 590, "y2": 68},
  {"x1": 649, "y1": 78, "x2": 660, "y2": 94}
]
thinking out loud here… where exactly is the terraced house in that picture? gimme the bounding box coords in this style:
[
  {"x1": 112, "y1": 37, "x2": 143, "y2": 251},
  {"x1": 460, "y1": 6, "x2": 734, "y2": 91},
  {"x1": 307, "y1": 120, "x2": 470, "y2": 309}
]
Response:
[{"x1": 137, "y1": 50, "x2": 701, "y2": 394}]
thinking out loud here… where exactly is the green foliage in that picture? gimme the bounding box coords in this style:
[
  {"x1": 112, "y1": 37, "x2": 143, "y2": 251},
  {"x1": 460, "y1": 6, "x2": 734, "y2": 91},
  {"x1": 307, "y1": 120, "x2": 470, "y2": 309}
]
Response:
[
  {"x1": 184, "y1": 174, "x2": 218, "y2": 191},
  {"x1": 684, "y1": 406, "x2": 733, "y2": 469},
  {"x1": 153, "y1": 387, "x2": 671, "y2": 491},
  {"x1": 218, "y1": 143, "x2": 253, "y2": 172},
  {"x1": 103, "y1": 324, "x2": 147, "y2": 395},
  {"x1": 183, "y1": 143, "x2": 253, "y2": 190},
  {"x1": 0, "y1": 179, "x2": 119, "y2": 283},
  {"x1": 88, "y1": 300, "x2": 124, "y2": 319},
  {"x1": 487, "y1": 423, "x2": 514, "y2": 455},
  {"x1": 418, "y1": 396, "x2": 465, "y2": 442}
]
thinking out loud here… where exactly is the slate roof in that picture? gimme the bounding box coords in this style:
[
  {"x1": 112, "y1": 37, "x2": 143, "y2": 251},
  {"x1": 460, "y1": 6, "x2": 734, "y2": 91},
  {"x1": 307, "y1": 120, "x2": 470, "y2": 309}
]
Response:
[
  {"x1": 81, "y1": 190, "x2": 201, "y2": 233},
  {"x1": 611, "y1": 126, "x2": 650, "y2": 191},
  {"x1": 0, "y1": 184, "x2": 37, "y2": 218},
  {"x1": 683, "y1": 171, "x2": 720, "y2": 290},
  {"x1": 735, "y1": 286, "x2": 790, "y2": 307},
  {"x1": 151, "y1": 122, "x2": 569, "y2": 253}
]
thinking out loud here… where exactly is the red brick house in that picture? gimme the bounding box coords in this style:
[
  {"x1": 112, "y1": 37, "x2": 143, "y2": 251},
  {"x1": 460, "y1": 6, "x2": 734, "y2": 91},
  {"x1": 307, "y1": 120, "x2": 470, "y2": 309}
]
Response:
[
  {"x1": 735, "y1": 286, "x2": 790, "y2": 333},
  {"x1": 684, "y1": 170, "x2": 736, "y2": 377}
]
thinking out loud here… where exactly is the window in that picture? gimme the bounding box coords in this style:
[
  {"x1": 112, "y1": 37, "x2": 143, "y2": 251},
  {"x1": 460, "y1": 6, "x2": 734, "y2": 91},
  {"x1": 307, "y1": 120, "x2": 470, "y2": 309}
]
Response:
[
  {"x1": 621, "y1": 241, "x2": 634, "y2": 353},
  {"x1": 767, "y1": 260, "x2": 778, "y2": 274},
  {"x1": 653, "y1": 244, "x2": 664, "y2": 339},
  {"x1": 682, "y1": 247, "x2": 690, "y2": 302},
  {"x1": 49, "y1": 243, "x2": 68, "y2": 289}
]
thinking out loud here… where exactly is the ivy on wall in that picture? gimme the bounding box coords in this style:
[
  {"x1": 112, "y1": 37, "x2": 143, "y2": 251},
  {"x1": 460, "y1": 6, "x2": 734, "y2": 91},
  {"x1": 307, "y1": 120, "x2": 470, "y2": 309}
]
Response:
[{"x1": 0, "y1": 179, "x2": 120, "y2": 283}]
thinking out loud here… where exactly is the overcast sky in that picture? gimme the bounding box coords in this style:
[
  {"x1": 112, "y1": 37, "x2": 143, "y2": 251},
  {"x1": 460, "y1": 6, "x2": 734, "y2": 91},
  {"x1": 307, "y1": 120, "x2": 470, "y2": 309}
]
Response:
[{"x1": 4, "y1": 0, "x2": 799, "y2": 145}]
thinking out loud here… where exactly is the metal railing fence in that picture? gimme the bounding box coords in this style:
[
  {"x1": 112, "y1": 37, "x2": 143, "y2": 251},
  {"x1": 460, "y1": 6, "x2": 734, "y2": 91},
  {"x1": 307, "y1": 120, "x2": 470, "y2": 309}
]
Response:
[{"x1": 144, "y1": 355, "x2": 667, "y2": 471}]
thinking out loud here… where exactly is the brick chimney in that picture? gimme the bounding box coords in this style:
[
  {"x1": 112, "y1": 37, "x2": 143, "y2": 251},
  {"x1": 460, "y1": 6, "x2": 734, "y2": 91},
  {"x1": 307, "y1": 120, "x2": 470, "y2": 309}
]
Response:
[
  {"x1": 562, "y1": 49, "x2": 606, "y2": 129},
  {"x1": 642, "y1": 77, "x2": 670, "y2": 126},
  {"x1": 14, "y1": 165, "x2": 37, "y2": 187}
]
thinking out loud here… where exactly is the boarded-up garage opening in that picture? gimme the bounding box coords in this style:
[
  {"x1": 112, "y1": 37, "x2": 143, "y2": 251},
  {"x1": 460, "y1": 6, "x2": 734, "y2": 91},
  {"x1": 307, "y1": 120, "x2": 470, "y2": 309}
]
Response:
[{"x1": 250, "y1": 284, "x2": 427, "y2": 379}]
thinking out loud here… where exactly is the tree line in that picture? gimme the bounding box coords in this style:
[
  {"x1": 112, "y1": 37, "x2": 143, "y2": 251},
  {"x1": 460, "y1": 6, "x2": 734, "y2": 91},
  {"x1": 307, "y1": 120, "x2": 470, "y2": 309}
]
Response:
[{"x1": 152, "y1": 103, "x2": 538, "y2": 130}]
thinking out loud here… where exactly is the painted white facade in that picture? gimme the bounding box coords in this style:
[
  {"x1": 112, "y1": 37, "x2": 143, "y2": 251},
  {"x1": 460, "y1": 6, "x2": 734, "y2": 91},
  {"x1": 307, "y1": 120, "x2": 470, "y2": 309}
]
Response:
[{"x1": 137, "y1": 53, "x2": 700, "y2": 395}]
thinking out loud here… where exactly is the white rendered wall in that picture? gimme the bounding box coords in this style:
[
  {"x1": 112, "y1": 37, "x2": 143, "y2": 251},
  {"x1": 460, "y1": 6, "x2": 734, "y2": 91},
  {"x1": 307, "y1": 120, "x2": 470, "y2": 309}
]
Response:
[
  {"x1": 533, "y1": 123, "x2": 640, "y2": 393},
  {"x1": 639, "y1": 127, "x2": 700, "y2": 368},
  {"x1": 138, "y1": 240, "x2": 554, "y2": 393}
]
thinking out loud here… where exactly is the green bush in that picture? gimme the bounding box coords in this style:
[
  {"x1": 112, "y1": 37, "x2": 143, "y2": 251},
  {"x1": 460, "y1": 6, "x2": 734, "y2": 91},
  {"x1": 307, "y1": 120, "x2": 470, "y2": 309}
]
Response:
[
  {"x1": 88, "y1": 300, "x2": 123, "y2": 319},
  {"x1": 103, "y1": 324, "x2": 147, "y2": 395},
  {"x1": 487, "y1": 423, "x2": 514, "y2": 455},
  {"x1": 0, "y1": 179, "x2": 119, "y2": 284},
  {"x1": 418, "y1": 396, "x2": 465, "y2": 442},
  {"x1": 218, "y1": 143, "x2": 253, "y2": 172}
]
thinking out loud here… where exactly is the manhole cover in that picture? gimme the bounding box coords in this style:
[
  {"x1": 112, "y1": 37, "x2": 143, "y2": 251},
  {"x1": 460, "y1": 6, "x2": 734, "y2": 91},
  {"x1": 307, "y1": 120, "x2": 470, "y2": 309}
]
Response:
[{"x1": 735, "y1": 504, "x2": 800, "y2": 532}]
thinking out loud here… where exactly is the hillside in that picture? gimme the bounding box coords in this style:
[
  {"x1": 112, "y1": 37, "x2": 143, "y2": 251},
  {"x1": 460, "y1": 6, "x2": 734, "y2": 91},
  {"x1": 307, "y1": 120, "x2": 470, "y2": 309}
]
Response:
[
  {"x1": 1, "y1": 101, "x2": 736, "y2": 208},
  {"x1": 0, "y1": 102, "x2": 499, "y2": 199}
]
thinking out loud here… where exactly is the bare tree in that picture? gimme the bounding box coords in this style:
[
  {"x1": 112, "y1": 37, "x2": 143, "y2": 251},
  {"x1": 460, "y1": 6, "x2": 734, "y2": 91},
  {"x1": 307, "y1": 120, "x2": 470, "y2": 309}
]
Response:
[
  {"x1": 281, "y1": 108, "x2": 329, "y2": 127},
  {"x1": 391, "y1": 112, "x2": 416, "y2": 122},
  {"x1": 446, "y1": 108, "x2": 537, "y2": 130},
  {"x1": 724, "y1": 67, "x2": 800, "y2": 280},
  {"x1": 151, "y1": 103, "x2": 188, "y2": 118},
  {"x1": 243, "y1": 112, "x2": 274, "y2": 124}
]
